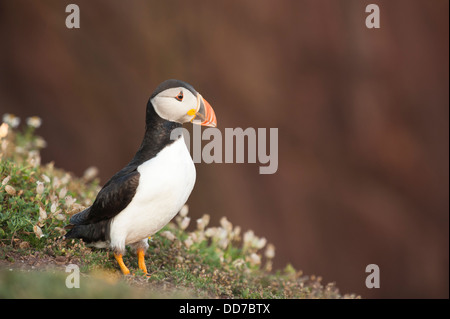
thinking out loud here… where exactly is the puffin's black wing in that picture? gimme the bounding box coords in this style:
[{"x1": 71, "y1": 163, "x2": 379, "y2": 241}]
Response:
[{"x1": 69, "y1": 168, "x2": 140, "y2": 225}]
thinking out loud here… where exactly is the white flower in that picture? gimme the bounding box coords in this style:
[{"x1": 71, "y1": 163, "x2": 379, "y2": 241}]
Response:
[
  {"x1": 265, "y1": 244, "x2": 275, "y2": 259},
  {"x1": 56, "y1": 214, "x2": 66, "y2": 221},
  {"x1": 220, "y1": 217, "x2": 233, "y2": 234},
  {"x1": 83, "y1": 166, "x2": 99, "y2": 181},
  {"x1": 179, "y1": 216, "x2": 190, "y2": 230},
  {"x1": 189, "y1": 232, "x2": 199, "y2": 243},
  {"x1": 243, "y1": 230, "x2": 266, "y2": 250},
  {"x1": 161, "y1": 230, "x2": 176, "y2": 241},
  {"x1": 33, "y1": 225, "x2": 44, "y2": 238},
  {"x1": 179, "y1": 204, "x2": 189, "y2": 217},
  {"x1": 255, "y1": 237, "x2": 267, "y2": 250},
  {"x1": 0, "y1": 122, "x2": 9, "y2": 139},
  {"x1": 64, "y1": 195, "x2": 75, "y2": 208},
  {"x1": 243, "y1": 230, "x2": 255, "y2": 247},
  {"x1": 52, "y1": 177, "x2": 60, "y2": 189},
  {"x1": 248, "y1": 253, "x2": 261, "y2": 266},
  {"x1": 208, "y1": 227, "x2": 229, "y2": 249},
  {"x1": 196, "y1": 214, "x2": 210, "y2": 231},
  {"x1": 2, "y1": 114, "x2": 20, "y2": 128},
  {"x1": 205, "y1": 227, "x2": 218, "y2": 238},
  {"x1": 49, "y1": 193, "x2": 58, "y2": 203},
  {"x1": 41, "y1": 174, "x2": 51, "y2": 183},
  {"x1": 58, "y1": 187, "x2": 67, "y2": 199},
  {"x1": 39, "y1": 206, "x2": 47, "y2": 221},
  {"x1": 184, "y1": 237, "x2": 193, "y2": 249},
  {"x1": 231, "y1": 225, "x2": 241, "y2": 239},
  {"x1": 50, "y1": 201, "x2": 58, "y2": 214},
  {"x1": 2, "y1": 175, "x2": 11, "y2": 186},
  {"x1": 35, "y1": 137, "x2": 47, "y2": 148},
  {"x1": 36, "y1": 181, "x2": 44, "y2": 195},
  {"x1": 218, "y1": 237, "x2": 229, "y2": 250},
  {"x1": 4, "y1": 185, "x2": 16, "y2": 196},
  {"x1": 26, "y1": 116, "x2": 42, "y2": 128}
]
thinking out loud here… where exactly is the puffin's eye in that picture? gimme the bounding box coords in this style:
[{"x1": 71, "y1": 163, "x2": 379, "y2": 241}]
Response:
[{"x1": 175, "y1": 91, "x2": 184, "y2": 101}]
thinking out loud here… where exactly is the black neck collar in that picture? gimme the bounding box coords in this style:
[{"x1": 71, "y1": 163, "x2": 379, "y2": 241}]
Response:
[{"x1": 129, "y1": 100, "x2": 182, "y2": 166}]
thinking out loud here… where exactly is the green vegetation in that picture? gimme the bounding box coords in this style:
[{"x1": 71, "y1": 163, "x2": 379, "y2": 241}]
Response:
[{"x1": 0, "y1": 115, "x2": 358, "y2": 298}]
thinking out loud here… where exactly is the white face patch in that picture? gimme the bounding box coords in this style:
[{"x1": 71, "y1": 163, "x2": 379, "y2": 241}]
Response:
[{"x1": 151, "y1": 87, "x2": 198, "y2": 124}]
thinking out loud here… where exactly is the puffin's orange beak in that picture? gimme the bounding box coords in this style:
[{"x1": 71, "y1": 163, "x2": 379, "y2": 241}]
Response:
[{"x1": 191, "y1": 93, "x2": 217, "y2": 127}]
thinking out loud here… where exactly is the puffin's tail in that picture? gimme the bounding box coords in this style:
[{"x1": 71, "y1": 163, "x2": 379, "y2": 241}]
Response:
[{"x1": 64, "y1": 220, "x2": 110, "y2": 244}]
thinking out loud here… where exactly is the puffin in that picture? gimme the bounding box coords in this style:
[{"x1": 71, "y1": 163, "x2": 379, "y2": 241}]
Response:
[{"x1": 65, "y1": 79, "x2": 217, "y2": 275}]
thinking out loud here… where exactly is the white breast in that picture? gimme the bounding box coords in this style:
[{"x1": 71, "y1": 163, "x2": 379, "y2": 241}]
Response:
[{"x1": 109, "y1": 137, "x2": 196, "y2": 251}]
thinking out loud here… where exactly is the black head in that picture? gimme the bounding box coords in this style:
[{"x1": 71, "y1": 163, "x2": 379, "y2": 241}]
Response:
[{"x1": 150, "y1": 79, "x2": 197, "y2": 99}]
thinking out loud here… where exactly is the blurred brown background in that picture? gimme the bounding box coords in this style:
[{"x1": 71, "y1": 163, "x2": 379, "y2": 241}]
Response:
[{"x1": 0, "y1": 0, "x2": 448, "y2": 298}]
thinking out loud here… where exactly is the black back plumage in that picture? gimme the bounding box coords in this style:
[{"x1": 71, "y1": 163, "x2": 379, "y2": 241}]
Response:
[{"x1": 65, "y1": 95, "x2": 183, "y2": 243}]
